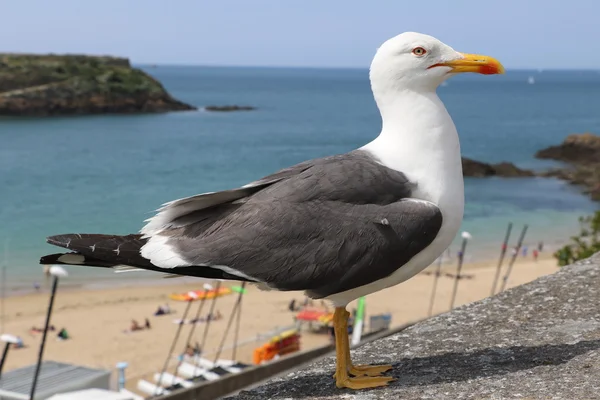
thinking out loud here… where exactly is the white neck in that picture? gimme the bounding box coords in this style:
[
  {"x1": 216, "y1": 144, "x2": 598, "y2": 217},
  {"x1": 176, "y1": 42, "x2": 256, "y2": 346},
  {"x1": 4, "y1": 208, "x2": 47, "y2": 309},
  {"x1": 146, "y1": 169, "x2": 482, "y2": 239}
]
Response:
[{"x1": 361, "y1": 88, "x2": 464, "y2": 209}]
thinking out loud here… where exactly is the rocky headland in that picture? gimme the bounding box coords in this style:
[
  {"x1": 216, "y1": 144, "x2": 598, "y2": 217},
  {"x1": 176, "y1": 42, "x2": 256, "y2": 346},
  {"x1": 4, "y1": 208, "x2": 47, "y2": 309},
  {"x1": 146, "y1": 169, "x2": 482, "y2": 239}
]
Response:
[
  {"x1": 0, "y1": 53, "x2": 196, "y2": 116},
  {"x1": 536, "y1": 133, "x2": 600, "y2": 201}
]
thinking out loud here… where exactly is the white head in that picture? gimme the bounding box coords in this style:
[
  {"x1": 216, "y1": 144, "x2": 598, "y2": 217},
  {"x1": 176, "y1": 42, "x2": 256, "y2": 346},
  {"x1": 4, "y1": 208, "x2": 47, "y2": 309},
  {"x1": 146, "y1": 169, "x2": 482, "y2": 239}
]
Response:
[{"x1": 370, "y1": 32, "x2": 504, "y2": 95}]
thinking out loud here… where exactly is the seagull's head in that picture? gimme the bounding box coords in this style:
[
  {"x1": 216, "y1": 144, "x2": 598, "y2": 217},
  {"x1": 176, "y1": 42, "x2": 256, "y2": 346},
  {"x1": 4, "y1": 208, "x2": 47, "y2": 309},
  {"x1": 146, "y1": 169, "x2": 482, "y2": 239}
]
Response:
[{"x1": 370, "y1": 32, "x2": 504, "y2": 93}]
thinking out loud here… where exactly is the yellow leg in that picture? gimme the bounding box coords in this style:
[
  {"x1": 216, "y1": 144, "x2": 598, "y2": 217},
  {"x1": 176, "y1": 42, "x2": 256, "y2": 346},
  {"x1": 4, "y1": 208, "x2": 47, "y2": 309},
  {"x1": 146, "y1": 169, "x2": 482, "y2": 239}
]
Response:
[
  {"x1": 333, "y1": 307, "x2": 395, "y2": 389},
  {"x1": 341, "y1": 310, "x2": 393, "y2": 377}
]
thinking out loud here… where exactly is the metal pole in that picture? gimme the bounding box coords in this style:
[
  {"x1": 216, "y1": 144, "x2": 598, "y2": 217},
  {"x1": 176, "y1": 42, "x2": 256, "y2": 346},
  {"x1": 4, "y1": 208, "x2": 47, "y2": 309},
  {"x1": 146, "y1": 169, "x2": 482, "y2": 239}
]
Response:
[
  {"x1": 155, "y1": 298, "x2": 194, "y2": 395},
  {"x1": 115, "y1": 362, "x2": 128, "y2": 390},
  {"x1": 194, "y1": 281, "x2": 222, "y2": 377},
  {"x1": 1, "y1": 266, "x2": 6, "y2": 335},
  {"x1": 172, "y1": 296, "x2": 208, "y2": 383},
  {"x1": 29, "y1": 275, "x2": 59, "y2": 400},
  {"x1": 490, "y1": 222, "x2": 513, "y2": 296},
  {"x1": 427, "y1": 255, "x2": 444, "y2": 317},
  {"x1": 499, "y1": 225, "x2": 529, "y2": 293},
  {"x1": 450, "y1": 237, "x2": 469, "y2": 310},
  {"x1": 0, "y1": 341, "x2": 10, "y2": 379},
  {"x1": 231, "y1": 285, "x2": 244, "y2": 361},
  {"x1": 1, "y1": 239, "x2": 8, "y2": 335},
  {"x1": 213, "y1": 282, "x2": 246, "y2": 362}
]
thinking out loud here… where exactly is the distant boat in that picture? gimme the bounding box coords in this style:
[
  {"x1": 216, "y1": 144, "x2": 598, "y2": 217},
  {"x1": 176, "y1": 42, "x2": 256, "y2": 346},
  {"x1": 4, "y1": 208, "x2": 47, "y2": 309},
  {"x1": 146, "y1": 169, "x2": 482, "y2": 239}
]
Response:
[{"x1": 527, "y1": 76, "x2": 535, "y2": 85}]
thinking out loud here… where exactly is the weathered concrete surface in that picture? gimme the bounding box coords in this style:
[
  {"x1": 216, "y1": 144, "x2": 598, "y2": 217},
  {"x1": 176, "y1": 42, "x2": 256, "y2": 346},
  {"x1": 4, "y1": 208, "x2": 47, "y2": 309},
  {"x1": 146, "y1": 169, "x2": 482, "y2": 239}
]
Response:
[{"x1": 228, "y1": 253, "x2": 600, "y2": 400}]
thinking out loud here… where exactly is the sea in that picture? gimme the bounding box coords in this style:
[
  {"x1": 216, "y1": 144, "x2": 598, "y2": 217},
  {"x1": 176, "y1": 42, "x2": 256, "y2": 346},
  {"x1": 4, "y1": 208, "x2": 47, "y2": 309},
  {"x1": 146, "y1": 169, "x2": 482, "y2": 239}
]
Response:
[{"x1": 1, "y1": 66, "x2": 599, "y2": 292}]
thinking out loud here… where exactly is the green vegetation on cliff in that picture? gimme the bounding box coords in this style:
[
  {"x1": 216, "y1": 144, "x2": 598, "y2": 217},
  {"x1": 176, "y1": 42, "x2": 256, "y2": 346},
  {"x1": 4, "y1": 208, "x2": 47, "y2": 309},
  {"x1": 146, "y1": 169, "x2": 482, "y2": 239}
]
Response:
[
  {"x1": 555, "y1": 210, "x2": 600, "y2": 266},
  {"x1": 0, "y1": 53, "x2": 196, "y2": 116}
]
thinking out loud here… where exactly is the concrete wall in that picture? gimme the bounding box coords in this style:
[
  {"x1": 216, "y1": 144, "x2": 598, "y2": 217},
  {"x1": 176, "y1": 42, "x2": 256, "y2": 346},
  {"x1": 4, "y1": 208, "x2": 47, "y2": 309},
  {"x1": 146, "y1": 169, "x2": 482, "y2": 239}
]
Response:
[{"x1": 227, "y1": 253, "x2": 600, "y2": 400}]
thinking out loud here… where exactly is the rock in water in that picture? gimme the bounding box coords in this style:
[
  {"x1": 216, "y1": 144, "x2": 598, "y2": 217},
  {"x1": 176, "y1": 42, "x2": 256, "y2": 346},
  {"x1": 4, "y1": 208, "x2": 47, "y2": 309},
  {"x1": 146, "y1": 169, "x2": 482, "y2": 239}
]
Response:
[
  {"x1": 536, "y1": 133, "x2": 600, "y2": 164},
  {"x1": 536, "y1": 133, "x2": 600, "y2": 201},
  {"x1": 204, "y1": 105, "x2": 256, "y2": 112},
  {"x1": 461, "y1": 157, "x2": 535, "y2": 178},
  {"x1": 0, "y1": 54, "x2": 196, "y2": 116}
]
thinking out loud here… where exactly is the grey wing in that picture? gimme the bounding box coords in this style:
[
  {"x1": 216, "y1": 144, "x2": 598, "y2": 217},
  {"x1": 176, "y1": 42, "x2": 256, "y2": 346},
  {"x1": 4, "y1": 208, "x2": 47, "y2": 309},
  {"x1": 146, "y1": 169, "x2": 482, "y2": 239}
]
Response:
[
  {"x1": 144, "y1": 150, "x2": 443, "y2": 298},
  {"x1": 172, "y1": 198, "x2": 442, "y2": 298},
  {"x1": 140, "y1": 159, "x2": 315, "y2": 236}
]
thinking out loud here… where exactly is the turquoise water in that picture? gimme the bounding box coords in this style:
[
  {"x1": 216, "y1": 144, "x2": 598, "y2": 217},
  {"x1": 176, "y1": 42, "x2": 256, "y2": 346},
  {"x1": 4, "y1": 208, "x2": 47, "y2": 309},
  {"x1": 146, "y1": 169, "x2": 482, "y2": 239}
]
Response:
[{"x1": 1, "y1": 67, "x2": 598, "y2": 287}]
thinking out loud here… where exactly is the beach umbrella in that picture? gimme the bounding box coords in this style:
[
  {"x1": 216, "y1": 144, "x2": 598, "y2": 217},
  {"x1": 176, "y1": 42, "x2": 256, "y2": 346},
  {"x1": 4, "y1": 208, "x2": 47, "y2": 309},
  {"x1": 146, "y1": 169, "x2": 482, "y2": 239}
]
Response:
[
  {"x1": 230, "y1": 285, "x2": 247, "y2": 294},
  {"x1": 30, "y1": 266, "x2": 68, "y2": 400}
]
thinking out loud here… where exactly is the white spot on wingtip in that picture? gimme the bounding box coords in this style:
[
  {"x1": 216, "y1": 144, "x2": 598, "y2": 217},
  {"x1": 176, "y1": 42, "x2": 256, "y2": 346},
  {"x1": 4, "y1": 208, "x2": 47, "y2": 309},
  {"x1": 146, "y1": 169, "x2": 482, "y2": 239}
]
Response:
[
  {"x1": 380, "y1": 218, "x2": 389, "y2": 225},
  {"x1": 57, "y1": 254, "x2": 85, "y2": 265}
]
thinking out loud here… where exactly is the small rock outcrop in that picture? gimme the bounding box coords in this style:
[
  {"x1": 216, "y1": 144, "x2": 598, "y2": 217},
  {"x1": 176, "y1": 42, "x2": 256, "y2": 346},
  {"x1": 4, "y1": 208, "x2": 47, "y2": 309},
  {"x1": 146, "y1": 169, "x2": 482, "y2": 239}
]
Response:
[
  {"x1": 536, "y1": 133, "x2": 600, "y2": 164},
  {"x1": 204, "y1": 105, "x2": 256, "y2": 112},
  {"x1": 536, "y1": 133, "x2": 600, "y2": 200},
  {"x1": 461, "y1": 157, "x2": 535, "y2": 178},
  {"x1": 0, "y1": 53, "x2": 196, "y2": 116}
]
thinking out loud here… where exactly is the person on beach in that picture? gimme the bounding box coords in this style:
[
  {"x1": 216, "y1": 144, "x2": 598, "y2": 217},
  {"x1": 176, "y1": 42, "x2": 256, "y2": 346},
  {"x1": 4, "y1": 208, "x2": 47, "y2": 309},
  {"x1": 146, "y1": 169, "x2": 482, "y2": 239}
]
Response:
[
  {"x1": 522, "y1": 246, "x2": 528, "y2": 257},
  {"x1": 533, "y1": 249, "x2": 539, "y2": 262},
  {"x1": 57, "y1": 328, "x2": 69, "y2": 340},
  {"x1": 288, "y1": 299, "x2": 296, "y2": 312},
  {"x1": 130, "y1": 319, "x2": 142, "y2": 331},
  {"x1": 538, "y1": 241, "x2": 544, "y2": 252},
  {"x1": 30, "y1": 325, "x2": 56, "y2": 334},
  {"x1": 145, "y1": 318, "x2": 151, "y2": 329},
  {"x1": 13, "y1": 336, "x2": 25, "y2": 349}
]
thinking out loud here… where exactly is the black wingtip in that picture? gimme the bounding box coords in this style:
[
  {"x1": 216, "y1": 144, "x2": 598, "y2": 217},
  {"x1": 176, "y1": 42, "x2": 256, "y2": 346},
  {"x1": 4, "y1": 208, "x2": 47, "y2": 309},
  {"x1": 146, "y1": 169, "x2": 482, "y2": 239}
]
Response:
[{"x1": 40, "y1": 253, "x2": 68, "y2": 264}]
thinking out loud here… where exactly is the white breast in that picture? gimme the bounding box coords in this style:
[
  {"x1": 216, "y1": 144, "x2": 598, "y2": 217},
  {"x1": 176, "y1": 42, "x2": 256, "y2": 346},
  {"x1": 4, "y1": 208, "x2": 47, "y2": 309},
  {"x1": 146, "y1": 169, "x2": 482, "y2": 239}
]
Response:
[{"x1": 324, "y1": 90, "x2": 465, "y2": 307}]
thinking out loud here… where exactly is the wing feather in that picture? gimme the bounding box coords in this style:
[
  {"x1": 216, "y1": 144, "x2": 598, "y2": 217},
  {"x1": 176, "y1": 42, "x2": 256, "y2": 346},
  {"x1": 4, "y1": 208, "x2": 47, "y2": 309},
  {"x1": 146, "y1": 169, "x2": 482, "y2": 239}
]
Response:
[{"x1": 142, "y1": 150, "x2": 442, "y2": 298}]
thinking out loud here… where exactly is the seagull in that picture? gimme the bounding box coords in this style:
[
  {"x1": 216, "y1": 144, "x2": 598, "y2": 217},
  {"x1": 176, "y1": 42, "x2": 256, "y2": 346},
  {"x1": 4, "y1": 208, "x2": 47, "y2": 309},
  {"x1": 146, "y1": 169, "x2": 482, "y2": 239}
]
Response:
[{"x1": 41, "y1": 32, "x2": 504, "y2": 390}]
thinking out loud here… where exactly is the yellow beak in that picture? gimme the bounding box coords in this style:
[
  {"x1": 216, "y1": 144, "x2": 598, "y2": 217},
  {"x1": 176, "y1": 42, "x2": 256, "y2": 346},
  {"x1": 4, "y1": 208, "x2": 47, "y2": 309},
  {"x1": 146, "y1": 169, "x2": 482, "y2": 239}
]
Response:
[{"x1": 430, "y1": 53, "x2": 505, "y2": 75}]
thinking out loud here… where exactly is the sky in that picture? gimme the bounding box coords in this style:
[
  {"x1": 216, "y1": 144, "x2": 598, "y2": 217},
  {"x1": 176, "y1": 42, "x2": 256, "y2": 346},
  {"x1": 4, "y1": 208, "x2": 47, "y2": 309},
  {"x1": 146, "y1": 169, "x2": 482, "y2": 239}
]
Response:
[{"x1": 1, "y1": 0, "x2": 598, "y2": 69}]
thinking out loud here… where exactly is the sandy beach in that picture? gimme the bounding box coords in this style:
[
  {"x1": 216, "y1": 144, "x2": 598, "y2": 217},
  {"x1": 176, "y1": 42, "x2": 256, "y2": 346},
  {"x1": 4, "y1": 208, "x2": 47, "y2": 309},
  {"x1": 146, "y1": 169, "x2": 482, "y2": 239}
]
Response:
[{"x1": 2, "y1": 252, "x2": 560, "y2": 393}]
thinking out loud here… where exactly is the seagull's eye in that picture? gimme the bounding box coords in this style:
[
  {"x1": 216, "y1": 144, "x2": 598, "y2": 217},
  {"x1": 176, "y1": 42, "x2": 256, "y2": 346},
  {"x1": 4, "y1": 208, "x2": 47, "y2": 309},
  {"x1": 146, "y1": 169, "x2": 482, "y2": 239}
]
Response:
[{"x1": 412, "y1": 47, "x2": 427, "y2": 57}]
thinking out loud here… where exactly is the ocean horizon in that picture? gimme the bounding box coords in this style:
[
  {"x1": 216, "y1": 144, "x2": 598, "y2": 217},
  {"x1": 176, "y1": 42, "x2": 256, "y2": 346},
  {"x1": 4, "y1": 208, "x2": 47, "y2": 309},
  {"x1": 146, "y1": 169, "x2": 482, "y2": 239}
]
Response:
[{"x1": 1, "y1": 65, "x2": 598, "y2": 291}]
